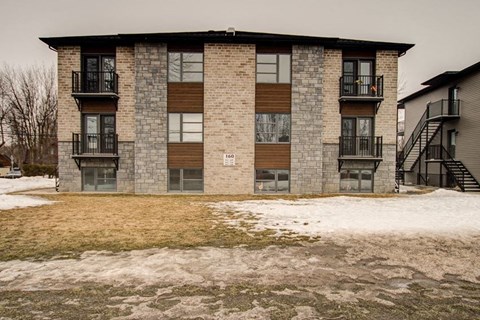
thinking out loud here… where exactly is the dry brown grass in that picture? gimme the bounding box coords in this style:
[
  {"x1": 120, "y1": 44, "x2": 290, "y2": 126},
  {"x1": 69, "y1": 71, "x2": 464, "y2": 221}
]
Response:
[{"x1": 0, "y1": 192, "x2": 400, "y2": 261}]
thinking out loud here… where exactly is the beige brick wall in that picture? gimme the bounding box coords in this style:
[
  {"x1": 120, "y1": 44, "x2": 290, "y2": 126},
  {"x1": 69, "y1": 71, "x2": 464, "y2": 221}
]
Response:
[
  {"x1": 322, "y1": 49, "x2": 342, "y2": 144},
  {"x1": 57, "y1": 46, "x2": 81, "y2": 141},
  {"x1": 376, "y1": 50, "x2": 398, "y2": 144},
  {"x1": 204, "y1": 44, "x2": 256, "y2": 194},
  {"x1": 116, "y1": 46, "x2": 135, "y2": 141}
]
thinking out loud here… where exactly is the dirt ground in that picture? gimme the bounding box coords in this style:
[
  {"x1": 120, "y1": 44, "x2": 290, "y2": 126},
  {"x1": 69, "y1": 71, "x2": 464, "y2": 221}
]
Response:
[{"x1": 0, "y1": 192, "x2": 479, "y2": 319}]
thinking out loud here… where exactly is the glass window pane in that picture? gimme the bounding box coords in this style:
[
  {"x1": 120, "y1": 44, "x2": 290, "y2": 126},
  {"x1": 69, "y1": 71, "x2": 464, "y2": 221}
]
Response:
[
  {"x1": 343, "y1": 61, "x2": 354, "y2": 75},
  {"x1": 256, "y1": 169, "x2": 275, "y2": 181},
  {"x1": 278, "y1": 114, "x2": 290, "y2": 142},
  {"x1": 168, "y1": 114, "x2": 181, "y2": 142},
  {"x1": 257, "y1": 73, "x2": 277, "y2": 83},
  {"x1": 257, "y1": 64, "x2": 277, "y2": 73},
  {"x1": 183, "y1": 123, "x2": 202, "y2": 132},
  {"x1": 182, "y1": 133, "x2": 202, "y2": 142},
  {"x1": 183, "y1": 53, "x2": 203, "y2": 63},
  {"x1": 169, "y1": 169, "x2": 181, "y2": 191},
  {"x1": 183, "y1": 113, "x2": 202, "y2": 122},
  {"x1": 98, "y1": 168, "x2": 116, "y2": 179},
  {"x1": 340, "y1": 169, "x2": 359, "y2": 192},
  {"x1": 183, "y1": 72, "x2": 203, "y2": 82},
  {"x1": 277, "y1": 170, "x2": 289, "y2": 192},
  {"x1": 360, "y1": 170, "x2": 373, "y2": 192},
  {"x1": 183, "y1": 169, "x2": 202, "y2": 179},
  {"x1": 257, "y1": 54, "x2": 276, "y2": 63},
  {"x1": 183, "y1": 62, "x2": 203, "y2": 72},
  {"x1": 168, "y1": 53, "x2": 181, "y2": 82},
  {"x1": 278, "y1": 54, "x2": 291, "y2": 83},
  {"x1": 259, "y1": 180, "x2": 276, "y2": 192},
  {"x1": 83, "y1": 168, "x2": 95, "y2": 191},
  {"x1": 183, "y1": 180, "x2": 203, "y2": 191}
]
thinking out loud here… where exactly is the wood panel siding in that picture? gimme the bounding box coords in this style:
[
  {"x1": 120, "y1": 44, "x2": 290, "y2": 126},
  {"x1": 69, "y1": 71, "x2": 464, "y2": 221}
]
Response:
[
  {"x1": 256, "y1": 44, "x2": 292, "y2": 54},
  {"x1": 255, "y1": 83, "x2": 291, "y2": 113},
  {"x1": 168, "y1": 143, "x2": 204, "y2": 167},
  {"x1": 167, "y1": 83, "x2": 204, "y2": 112},
  {"x1": 81, "y1": 47, "x2": 116, "y2": 55},
  {"x1": 168, "y1": 43, "x2": 204, "y2": 52},
  {"x1": 342, "y1": 50, "x2": 376, "y2": 58},
  {"x1": 340, "y1": 102, "x2": 375, "y2": 116},
  {"x1": 255, "y1": 144, "x2": 290, "y2": 168},
  {"x1": 81, "y1": 100, "x2": 117, "y2": 113}
]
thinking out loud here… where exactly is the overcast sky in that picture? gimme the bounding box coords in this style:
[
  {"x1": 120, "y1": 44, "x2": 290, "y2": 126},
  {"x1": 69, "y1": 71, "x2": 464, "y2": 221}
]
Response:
[{"x1": 1, "y1": 0, "x2": 479, "y2": 98}]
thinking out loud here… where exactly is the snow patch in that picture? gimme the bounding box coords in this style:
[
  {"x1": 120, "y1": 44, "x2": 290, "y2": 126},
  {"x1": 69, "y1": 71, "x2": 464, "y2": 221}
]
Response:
[{"x1": 0, "y1": 176, "x2": 55, "y2": 210}]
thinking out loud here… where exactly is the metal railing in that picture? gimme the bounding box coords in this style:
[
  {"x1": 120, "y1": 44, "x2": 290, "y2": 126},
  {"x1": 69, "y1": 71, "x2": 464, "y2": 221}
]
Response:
[
  {"x1": 339, "y1": 75, "x2": 384, "y2": 97},
  {"x1": 339, "y1": 136, "x2": 383, "y2": 157},
  {"x1": 426, "y1": 99, "x2": 460, "y2": 119},
  {"x1": 72, "y1": 71, "x2": 119, "y2": 94},
  {"x1": 72, "y1": 133, "x2": 118, "y2": 155},
  {"x1": 397, "y1": 99, "x2": 460, "y2": 168}
]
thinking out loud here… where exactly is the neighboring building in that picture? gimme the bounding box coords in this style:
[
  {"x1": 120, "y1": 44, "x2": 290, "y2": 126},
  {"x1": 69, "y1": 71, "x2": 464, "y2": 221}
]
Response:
[
  {"x1": 40, "y1": 30, "x2": 413, "y2": 194},
  {"x1": 397, "y1": 61, "x2": 480, "y2": 192}
]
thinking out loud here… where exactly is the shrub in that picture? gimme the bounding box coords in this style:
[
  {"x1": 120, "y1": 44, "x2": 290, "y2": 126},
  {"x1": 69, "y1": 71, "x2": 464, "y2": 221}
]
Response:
[{"x1": 22, "y1": 164, "x2": 57, "y2": 178}]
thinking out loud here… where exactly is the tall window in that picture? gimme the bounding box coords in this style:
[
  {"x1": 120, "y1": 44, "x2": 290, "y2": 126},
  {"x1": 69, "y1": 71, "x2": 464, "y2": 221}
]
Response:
[
  {"x1": 256, "y1": 114, "x2": 291, "y2": 143},
  {"x1": 168, "y1": 113, "x2": 203, "y2": 142},
  {"x1": 168, "y1": 53, "x2": 203, "y2": 82},
  {"x1": 340, "y1": 169, "x2": 373, "y2": 193},
  {"x1": 341, "y1": 117, "x2": 373, "y2": 156},
  {"x1": 255, "y1": 169, "x2": 289, "y2": 193},
  {"x1": 169, "y1": 169, "x2": 203, "y2": 192},
  {"x1": 256, "y1": 54, "x2": 291, "y2": 83},
  {"x1": 83, "y1": 167, "x2": 116, "y2": 191},
  {"x1": 342, "y1": 60, "x2": 374, "y2": 96},
  {"x1": 82, "y1": 114, "x2": 116, "y2": 153},
  {"x1": 83, "y1": 55, "x2": 116, "y2": 93}
]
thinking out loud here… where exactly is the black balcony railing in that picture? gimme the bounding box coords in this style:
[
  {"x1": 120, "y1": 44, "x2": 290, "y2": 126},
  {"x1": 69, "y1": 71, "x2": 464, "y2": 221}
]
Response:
[
  {"x1": 72, "y1": 71, "x2": 119, "y2": 94},
  {"x1": 72, "y1": 133, "x2": 118, "y2": 155},
  {"x1": 339, "y1": 136, "x2": 383, "y2": 158},
  {"x1": 339, "y1": 75, "x2": 384, "y2": 98},
  {"x1": 426, "y1": 99, "x2": 460, "y2": 120}
]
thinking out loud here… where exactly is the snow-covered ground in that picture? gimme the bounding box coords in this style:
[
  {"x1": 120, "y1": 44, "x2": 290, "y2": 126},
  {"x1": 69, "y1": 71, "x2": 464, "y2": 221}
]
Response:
[
  {"x1": 212, "y1": 188, "x2": 480, "y2": 236},
  {"x1": 0, "y1": 176, "x2": 55, "y2": 210}
]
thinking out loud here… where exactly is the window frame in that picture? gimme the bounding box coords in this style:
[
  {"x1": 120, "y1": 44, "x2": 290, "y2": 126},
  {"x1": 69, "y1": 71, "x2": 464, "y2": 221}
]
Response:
[
  {"x1": 255, "y1": 113, "x2": 291, "y2": 144},
  {"x1": 168, "y1": 113, "x2": 204, "y2": 143},
  {"x1": 168, "y1": 52, "x2": 204, "y2": 83},
  {"x1": 339, "y1": 169, "x2": 374, "y2": 193},
  {"x1": 82, "y1": 167, "x2": 117, "y2": 192},
  {"x1": 168, "y1": 168, "x2": 204, "y2": 193},
  {"x1": 255, "y1": 169, "x2": 290, "y2": 193},
  {"x1": 256, "y1": 53, "x2": 291, "y2": 84}
]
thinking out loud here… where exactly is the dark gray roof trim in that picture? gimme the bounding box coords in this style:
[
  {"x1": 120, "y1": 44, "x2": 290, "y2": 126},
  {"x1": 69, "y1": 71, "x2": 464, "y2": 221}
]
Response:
[
  {"x1": 40, "y1": 30, "x2": 414, "y2": 55},
  {"x1": 399, "y1": 60, "x2": 480, "y2": 104}
]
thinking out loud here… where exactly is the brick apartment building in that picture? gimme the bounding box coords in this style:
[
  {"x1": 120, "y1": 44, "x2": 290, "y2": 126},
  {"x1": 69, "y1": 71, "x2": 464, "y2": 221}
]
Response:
[{"x1": 40, "y1": 30, "x2": 413, "y2": 194}]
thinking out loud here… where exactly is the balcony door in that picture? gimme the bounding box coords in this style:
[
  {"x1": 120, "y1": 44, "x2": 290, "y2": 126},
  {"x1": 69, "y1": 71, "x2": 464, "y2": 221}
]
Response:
[
  {"x1": 342, "y1": 60, "x2": 374, "y2": 96},
  {"x1": 83, "y1": 114, "x2": 115, "y2": 153},
  {"x1": 83, "y1": 56, "x2": 115, "y2": 93},
  {"x1": 342, "y1": 117, "x2": 373, "y2": 156}
]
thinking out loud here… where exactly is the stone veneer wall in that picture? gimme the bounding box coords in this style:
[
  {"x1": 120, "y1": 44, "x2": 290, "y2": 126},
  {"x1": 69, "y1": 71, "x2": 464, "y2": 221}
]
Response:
[
  {"x1": 290, "y1": 45, "x2": 324, "y2": 194},
  {"x1": 134, "y1": 43, "x2": 168, "y2": 193},
  {"x1": 57, "y1": 47, "x2": 81, "y2": 192},
  {"x1": 203, "y1": 44, "x2": 256, "y2": 194},
  {"x1": 375, "y1": 50, "x2": 398, "y2": 192},
  {"x1": 321, "y1": 49, "x2": 342, "y2": 193}
]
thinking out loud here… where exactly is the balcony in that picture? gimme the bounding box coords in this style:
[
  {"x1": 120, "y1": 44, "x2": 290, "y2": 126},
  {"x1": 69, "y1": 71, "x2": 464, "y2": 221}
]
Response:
[
  {"x1": 339, "y1": 75, "x2": 384, "y2": 103},
  {"x1": 426, "y1": 99, "x2": 460, "y2": 121},
  {"x1": 338, "y1": 136, "x2": 383, "y2": 171},
  {"x1": 72, "y1": 133, "x2": 119, "y2": 170},
  {"x1": 71, "y1": 71, "x2": 119, "y2": 110}
]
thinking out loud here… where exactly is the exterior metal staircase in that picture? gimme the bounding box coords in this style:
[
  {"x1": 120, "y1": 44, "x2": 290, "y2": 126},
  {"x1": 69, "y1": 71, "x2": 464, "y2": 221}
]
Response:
[{"x1": 428, "y1": 145, "x2": 480, "y2": 192}]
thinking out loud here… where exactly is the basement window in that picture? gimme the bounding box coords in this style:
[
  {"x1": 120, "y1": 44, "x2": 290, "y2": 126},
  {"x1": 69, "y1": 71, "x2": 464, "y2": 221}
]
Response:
[
  {"x1": 340, "y1": 169, "x2": 373, "y2": 193},
  {"x1": 255, "y1": 169, "x2": 290, "y2": 193},
  {"x1": 82, "y1": 167, "x2": 116, "y2": 192},
  {"x1": 168, "y1": 169, "x2": 203, "y2": 192}
]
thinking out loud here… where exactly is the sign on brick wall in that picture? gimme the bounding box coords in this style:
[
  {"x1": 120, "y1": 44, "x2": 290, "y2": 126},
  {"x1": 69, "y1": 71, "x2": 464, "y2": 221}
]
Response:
[{"x1": 223, "y1": 154, "x2": 236, "y2": 166}]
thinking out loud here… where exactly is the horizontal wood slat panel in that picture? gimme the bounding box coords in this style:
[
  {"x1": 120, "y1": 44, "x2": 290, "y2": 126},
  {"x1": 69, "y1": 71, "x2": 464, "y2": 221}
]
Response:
[
  {"x1": 168, "y1": 83, "x2": 204, "y2": 113},
  {"x1": 256, "y1": 44, "x2": 292, "y2": 54},
  {"x1": 168, "y1": 143, "x2": 204, "y2": 168},
  {"x1": 341, "y1": 103, "x2": 375, "y2": 116},
  {"x1": 81, "y1": 100, "x2": 116, "y2": 113},
  {"x1": 255, "y1": 144, "x2": 290, "y2": 168},
  {"x1": 256, "y1": 83, "x2": 291, "y2": 113}
]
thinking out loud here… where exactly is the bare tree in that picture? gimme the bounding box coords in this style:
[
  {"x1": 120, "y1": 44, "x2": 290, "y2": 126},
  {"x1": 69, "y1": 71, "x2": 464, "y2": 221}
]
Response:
[{"x1": 0, "y1": 65, "x2": 57, "y2": 166}]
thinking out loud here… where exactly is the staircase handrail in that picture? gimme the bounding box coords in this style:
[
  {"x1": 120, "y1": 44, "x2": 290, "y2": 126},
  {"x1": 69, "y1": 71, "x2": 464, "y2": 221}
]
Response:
[
  {"x1": 397, "y1": 106, "x2": 429, "y2": 168},
  {"x1": 436, "y1": 144, "x2": 466, "y2": 191}
]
